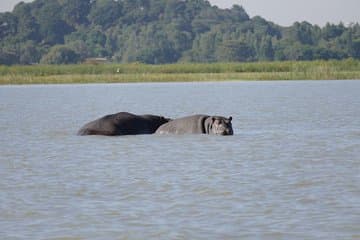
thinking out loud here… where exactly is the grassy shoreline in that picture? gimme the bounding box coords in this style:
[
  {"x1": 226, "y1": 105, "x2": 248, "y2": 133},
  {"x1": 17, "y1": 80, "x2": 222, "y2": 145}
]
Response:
[{"x1": 1, "y1": 60, "x2": 359, "y2": 85}]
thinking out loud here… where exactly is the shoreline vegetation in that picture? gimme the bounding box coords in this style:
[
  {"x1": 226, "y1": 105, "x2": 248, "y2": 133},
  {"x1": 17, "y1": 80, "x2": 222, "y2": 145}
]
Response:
[{"x1": 0, "y1": 60, "x2": 359, "y2": 85}]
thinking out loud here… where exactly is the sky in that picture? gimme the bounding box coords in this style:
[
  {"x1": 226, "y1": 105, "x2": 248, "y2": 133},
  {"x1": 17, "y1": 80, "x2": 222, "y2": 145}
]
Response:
[{"x1": 0, "y1": 0, "x2": 359, "y2": 27}]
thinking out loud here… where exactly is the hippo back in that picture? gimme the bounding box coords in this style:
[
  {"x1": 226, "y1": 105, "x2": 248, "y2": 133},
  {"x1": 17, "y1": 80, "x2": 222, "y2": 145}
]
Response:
[
  {"x1": 156, "y1": 115, "x2": 210, "y2": 134},
  {"x1": 78, "y1": 112, "x2": 171, "y2": 136}
]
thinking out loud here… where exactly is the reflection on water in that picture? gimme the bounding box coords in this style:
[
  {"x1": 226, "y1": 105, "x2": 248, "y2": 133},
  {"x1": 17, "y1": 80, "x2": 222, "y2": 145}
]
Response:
[{"x1": 1, "y1": 81, "x2": 359, "y2": 239}]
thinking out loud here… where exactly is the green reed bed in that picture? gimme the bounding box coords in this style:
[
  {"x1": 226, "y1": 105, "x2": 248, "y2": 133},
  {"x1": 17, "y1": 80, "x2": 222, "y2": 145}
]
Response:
[{"x1": 0, "y1": 60, "x2": 359, "y2": 84}]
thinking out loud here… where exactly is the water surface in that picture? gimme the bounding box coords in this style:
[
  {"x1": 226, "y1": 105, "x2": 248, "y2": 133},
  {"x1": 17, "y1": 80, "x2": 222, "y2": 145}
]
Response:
[{"x1": 1, "y1": 81, "x2": 359, "y2": 239}]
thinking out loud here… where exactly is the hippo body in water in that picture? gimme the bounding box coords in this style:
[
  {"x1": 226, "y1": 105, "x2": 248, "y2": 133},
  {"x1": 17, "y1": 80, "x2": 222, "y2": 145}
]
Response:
[
  {"x1": 155, "y1": 114, "x2": 233, "y2": 135},
  {"x1": 78, "y1": 112, "x2": 171, "y2": 136}
]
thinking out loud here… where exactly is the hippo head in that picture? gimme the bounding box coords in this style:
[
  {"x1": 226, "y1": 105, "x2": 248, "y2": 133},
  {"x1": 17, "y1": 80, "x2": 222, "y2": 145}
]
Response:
[{"x1": 209, "y1": 116, "x2": 233, "y2": 135}]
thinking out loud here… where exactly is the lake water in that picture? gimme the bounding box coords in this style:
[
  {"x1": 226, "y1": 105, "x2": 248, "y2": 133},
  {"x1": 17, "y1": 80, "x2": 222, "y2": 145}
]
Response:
[{"x1": 0, "y1": 81, "x2": 359, "y2": 239}]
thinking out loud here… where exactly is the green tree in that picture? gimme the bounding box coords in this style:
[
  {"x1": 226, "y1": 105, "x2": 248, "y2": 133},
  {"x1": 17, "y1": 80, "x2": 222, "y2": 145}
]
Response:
[
  {"x1": 0, "y1": 13, "x2": 18, "y2": 40},
  {"x1": 0, "y1": 49, "x2": 18, "y2": 65},
  {"x1": 322, "y1": 23, "x2": 346, "y2": 40},
  {"x1": 19, "y1": 40, "x2": 43, "y2": 64},
  {"x1": 189, "y1": 27, "x2": 223, "y2": 62},
  {"x1": 191, "y1": 7, "x2": 223, "y2": 34},
  {"x1": 0, "y1": 0, "x2": 359, "y2": 65},
  {"x1": 291, "y1": 21, "x2": 316, "y2": 45},
  {"x1": 88, "y1": 0, "x2": 122, "y2": 28},
  {"x1": 12, "y1": 3, "x2": 40, "y2": 41},
  {"x1": 84, "y1": 27, "x2": 108, "y2": 56},
  {"x1": 351, "y1": 39, "x2": 360, "y2": 58},
  {"x1": 124, "y1": 24, "x2": 180, "y2": 64},
  {"x1": 258, "y1": 36, "x2": 274, "y2": 61},
  {"x1": 121, "y1": 0, "x2": 152, "y2": 24},
  {"x1": 35, "y1": 1, "x2": 73, "y2": 44},
  {"x1": 64, "y1": 39, "x2": 89, "y2": 60},
  {"x1": 40, "y1": 45, "x2": 80, "y2": 64},
  {"x1": 252, "y1": 16, "x2": 281, "y2": 38},
  {"x1": 60, "y1": 0, "x2": 91, "y2": 27},
  {"x1": 164, "y1": 0, "x2": 186, "y2": 21},
  {"x1": 313, "y1": 47, "x2": 343, "y2": 60},
  {"x1": 227, "y1": 5, "x2": 249, "y2": 23},
  {"x1": 216, "y1": 40, "x2": 255, "y2": 62}
]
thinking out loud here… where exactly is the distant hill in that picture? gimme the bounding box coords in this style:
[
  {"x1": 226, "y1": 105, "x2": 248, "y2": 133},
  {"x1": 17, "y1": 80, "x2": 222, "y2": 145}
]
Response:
[{"x1": 0, "y1": 0, "x2": 359, "y2": 65}]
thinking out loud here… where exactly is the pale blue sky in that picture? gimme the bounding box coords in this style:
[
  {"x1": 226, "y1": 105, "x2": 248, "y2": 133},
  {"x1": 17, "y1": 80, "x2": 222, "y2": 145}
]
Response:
[{"x1": 1, "y1": 0, "x2": 359, "y2": 26}]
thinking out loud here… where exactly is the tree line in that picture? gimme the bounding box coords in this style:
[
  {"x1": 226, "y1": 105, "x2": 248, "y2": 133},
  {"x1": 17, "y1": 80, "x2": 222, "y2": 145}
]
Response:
[{"x1": 0, "y1": 0, "x2": 359, "y2": 65}]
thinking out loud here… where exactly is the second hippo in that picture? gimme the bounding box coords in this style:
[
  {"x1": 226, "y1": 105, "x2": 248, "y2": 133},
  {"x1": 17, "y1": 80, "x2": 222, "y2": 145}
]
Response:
[{"x1": 155, "y1": 114, "x2": 233, "y2": 135}]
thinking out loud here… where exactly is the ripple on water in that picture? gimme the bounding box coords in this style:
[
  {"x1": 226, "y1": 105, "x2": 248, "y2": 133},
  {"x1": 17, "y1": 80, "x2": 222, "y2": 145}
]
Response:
[{"x1": 1, "y1": 81, "x2": 360, "y2": 239}]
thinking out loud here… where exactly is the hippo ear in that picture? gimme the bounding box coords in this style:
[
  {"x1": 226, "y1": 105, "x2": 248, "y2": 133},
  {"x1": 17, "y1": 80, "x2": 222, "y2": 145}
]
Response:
[{"x1": 229, "y1": 116, "x2": 232, "y2": 122}]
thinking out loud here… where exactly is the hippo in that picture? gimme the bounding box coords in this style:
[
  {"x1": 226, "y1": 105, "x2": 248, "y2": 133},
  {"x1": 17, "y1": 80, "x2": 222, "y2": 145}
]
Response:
[
  {"x1": 77, "y1": 112, "x2": 171, "y2": 136},
  {"x1": 155, "y1": 114, "x2": 233, "y2": 135}
]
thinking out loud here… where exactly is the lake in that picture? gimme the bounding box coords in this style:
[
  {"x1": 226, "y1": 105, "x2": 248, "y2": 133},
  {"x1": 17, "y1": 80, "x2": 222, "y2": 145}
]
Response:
[{"x1": 1, "y1": 81, "x2": 359, "y2": 239}]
